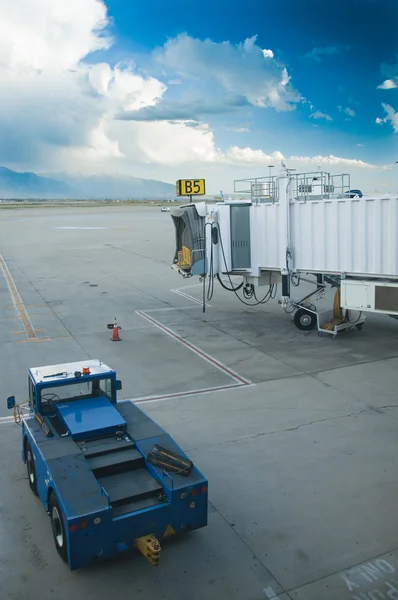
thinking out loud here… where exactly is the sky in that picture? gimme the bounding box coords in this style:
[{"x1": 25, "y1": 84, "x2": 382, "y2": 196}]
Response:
[{"x1": 0, "y1": 0, "x2": 397, "y2": 193}]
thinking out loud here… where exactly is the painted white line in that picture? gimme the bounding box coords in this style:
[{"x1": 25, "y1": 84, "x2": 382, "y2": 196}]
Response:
[
  {"x1": 136, "y1": 310, "x2": 252, "y2": 386},
  {"x1": 263, "y1": 587, "x2": 281, "y2": 599},
  {"x1": 55, "y1": 227, "x2": 107, "y2": 230},
  {"x1": 143, "y1": 305, "x2": 199, "y2": 313},
  {"x1": 0, "y1": 416, "x2": 14, "y2": 423},
  {"x1": 171, "y1": 288, "x2": 206, "y2": 306},
  {"x1": 123, "y1": 383, "x2": 253, "y2": 405},
  {"x1": 175, "y1": 283, "x2": 203, "y2": 290}
]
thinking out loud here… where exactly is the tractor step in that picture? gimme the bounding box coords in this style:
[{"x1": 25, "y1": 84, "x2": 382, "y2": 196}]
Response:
[
  {"x1": 112, "y1": 494, "x2": 168, "y2": 518},
  {"x1": 86, "y1": 447, "x2": 144, "y2": 477},
  {"x1": 78, "y1": 435, "x2": 135, "y2": 458},
  {"x1": 98, "y1": 469, "x2": 163, "y2": 507}
]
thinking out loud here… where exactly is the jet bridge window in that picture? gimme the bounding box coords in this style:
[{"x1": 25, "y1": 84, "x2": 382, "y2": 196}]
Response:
[{"x1": 40, "y1": 378, "x2": 113, "y2": 410}]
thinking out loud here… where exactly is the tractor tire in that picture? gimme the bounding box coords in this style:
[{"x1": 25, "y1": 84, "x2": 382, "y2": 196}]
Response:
[
  {"x1": 25, "y1": 440, "x2": 38, "y2": 496},
  {"x1": 49, "y1": 493, "x2": 68, "y2": 563},
  {"x1": 294, "y1": 308, "x2": 317, "y2": 331}
]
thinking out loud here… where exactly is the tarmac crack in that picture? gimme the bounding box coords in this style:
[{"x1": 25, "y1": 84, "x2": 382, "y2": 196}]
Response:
[
  {"x1": 209, "y1": 499, "x2": 288, "y2": 597},
  {"x1": 283, "y1": 542, "x2": 398, "y2": 597},
  {"x1": 175, "y1": 310, "x2": 308, "y2": 379},
  {"x1": 186, "y1": 409, "x2": 370, "y2": 452},
  {"x1": 103, "y1": 243, "x2": 171, "y2": 266},
  {"x1": 9, "y1": 260, "x2": 91, "y2": 358}
]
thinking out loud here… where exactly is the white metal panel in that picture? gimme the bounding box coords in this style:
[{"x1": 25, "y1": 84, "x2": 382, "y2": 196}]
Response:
[
  {"x1": 341, "y1": 280, "x2": 373, "y2": 310},
  {"x1": 212, "y1": 190, "x2": 398, "y2": 279},
  {"x1": 249, "y1": 203, "x2": 282, "y2": 271},
  {"x1": 341, "y1": 279, "x2": 398, "y2": 315},
  {"x1": 216, "y1": 204, "x2": 232, "y2": 272},
  {"x1": 290, "y1": 197, "x2": 398, "y2": 276}
]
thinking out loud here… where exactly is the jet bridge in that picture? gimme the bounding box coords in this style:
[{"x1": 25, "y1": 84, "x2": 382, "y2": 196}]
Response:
[{"x1": 171, "y1": 168, "x2": 398, "y2": 335}]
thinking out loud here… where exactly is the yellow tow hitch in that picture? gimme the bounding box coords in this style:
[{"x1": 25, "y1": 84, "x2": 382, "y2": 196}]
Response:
[{"x1": 134, "y1": 534, "x2": 161, "y2": 566}]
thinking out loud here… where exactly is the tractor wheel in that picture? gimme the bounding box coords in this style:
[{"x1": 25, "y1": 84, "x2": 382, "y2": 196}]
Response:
[
  {"x1": 49, "y1": 494, "x2": 68, "y2": 563},
  {"x1": 294, "y1": 308, "x2": 317, "y2": 331},
  {"x1": 25, "y1": 440, "x2": 38, "y2": 496}
]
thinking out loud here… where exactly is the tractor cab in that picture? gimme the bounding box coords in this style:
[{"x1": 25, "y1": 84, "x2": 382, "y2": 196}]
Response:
[{"x1": 8, "y1": 360, "x2": 124, "y2": 441}]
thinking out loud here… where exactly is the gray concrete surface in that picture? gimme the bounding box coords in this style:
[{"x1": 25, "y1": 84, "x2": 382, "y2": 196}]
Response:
[{"x1": 1, "y1": 205, "x2": 398, "y2": 600}]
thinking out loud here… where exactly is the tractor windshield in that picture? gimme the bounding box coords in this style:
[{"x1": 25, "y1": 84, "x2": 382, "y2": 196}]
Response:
[{"x1": 40, "y1": 377, "x2": 113, "y2": 412}]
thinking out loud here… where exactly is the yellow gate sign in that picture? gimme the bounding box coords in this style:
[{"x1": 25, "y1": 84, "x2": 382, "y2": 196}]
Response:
[{"x1": 176, "y1": 179, "x2": 205, "y2": 196}]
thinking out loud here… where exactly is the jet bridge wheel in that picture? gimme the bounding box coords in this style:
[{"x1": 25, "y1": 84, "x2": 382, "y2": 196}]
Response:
[
  {"x1": 25, "y1": 439, "x2": 38, "y2": 496},
  {"x1": 294, "y1": 308, "x2": 317, "y2": 331},
  {"x1": 49, "y1": 493, "x2": 68, "y2": 563}
]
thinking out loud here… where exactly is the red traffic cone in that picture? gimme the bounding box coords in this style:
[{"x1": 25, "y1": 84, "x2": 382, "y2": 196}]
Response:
[{"x1": 111, "y1": 318, "x2": 121, "y2": 341}]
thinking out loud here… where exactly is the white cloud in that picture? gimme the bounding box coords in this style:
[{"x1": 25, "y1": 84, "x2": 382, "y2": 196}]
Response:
[
  {"x1": 0, "y1": 0, "x2": 111, "y2": 73},
  {"x1": 0, "y1": 5, "x2": 304, "y2": 175},
  {"x1": 113, "y1": 120, "x2": 221, "y2": 166},
  {"x1": 382, "y1": 103, "x2": 398, "y2": 132},
  {"x1": 153, "y1": 34, "x2": 301, "y2": 112},
  {"x1": 375, "y1": 103, "x2": 398, "y2": 132},
  {"x1": 302, "y1": 45, "x2": 350, "y2": 63},
  {"x1": 223, "y1": 147, "x2": 284, "y2": 164},
  {"x1": 377, "y1": 79, "x2": 398, "y2": 90},
  {"x1": 0, "y1": 0, "x2": 167, "y2": 169},
  {"x1": 218, "y1": 149, "x2": 382, "y2": 171},
  {"x1": 377, "y1": 58, "x2": 398, "y2": 90},
  {"x1": 357, "y1": 143, "x2": 364, "y2": 147},
  {"x1": 289, "y1": 155, "x2": 381, "y2": 170},
  {"x1": 262, "y1": 49, "x2": 274, "y2": 58},
  {"x1": 338, "y1": 106, "x2": 356, "y2": 117},
  {"x1": 226, "y1": 127, "x2": 250, "y2": 133},
  {"x1": 310, "y1": 111, "x2": 333, "y2": 121}
]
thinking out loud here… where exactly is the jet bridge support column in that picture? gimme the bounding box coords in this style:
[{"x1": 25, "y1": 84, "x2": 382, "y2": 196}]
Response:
[{"x1": 278, "y1": 173, "x2": 292, "y2": 307}]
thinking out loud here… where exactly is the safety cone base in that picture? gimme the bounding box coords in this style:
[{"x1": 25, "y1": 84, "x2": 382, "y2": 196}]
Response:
[{"x1": 111, "y1": 320, "x2": 121, "y2": 341}]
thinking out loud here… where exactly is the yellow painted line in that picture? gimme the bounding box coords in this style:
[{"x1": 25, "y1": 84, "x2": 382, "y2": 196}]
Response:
[
  {"x1": 16, "y1": 338, "x2": 51, "y2": 344},
  {"x1": 16, "y1": 335, "x2": 72, "y2": 344},
  {"x1": 12, "y1": 329, "x2": 44, "y2": 334},
  {"x1": 7, "y1": 304, "x2": 35, "y2": 309},
  {"x1": 0, "y1": 254, "x2": 36, "y2": 339}
]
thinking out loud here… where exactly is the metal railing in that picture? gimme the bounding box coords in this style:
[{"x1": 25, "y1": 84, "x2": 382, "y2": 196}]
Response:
[
  {"x1": 233, "y1": 171, "x2": 351, "y2": 203},
  {"x1": 290, "y1": 172, "x2": 351, "y2": 201},
  {"x1": 234, "y1": 176, "x2": 279, "y2": 203}
]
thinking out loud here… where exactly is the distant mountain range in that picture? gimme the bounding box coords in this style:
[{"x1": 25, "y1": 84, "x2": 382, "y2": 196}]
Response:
[{"x1": 0, "y1": 166, "x2": 176, "y2": 200}]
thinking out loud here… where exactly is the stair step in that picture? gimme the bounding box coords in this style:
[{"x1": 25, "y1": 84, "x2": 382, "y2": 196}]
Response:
[
  {"x1": 98, "y1": 469, "x2": 163, "y2": 507},
  {"x1": 87, "y1": 448, "x2": 144, "y2": 477},
  {"x1": 78, "y1": 436, "x2": 135, "y2": 458}
]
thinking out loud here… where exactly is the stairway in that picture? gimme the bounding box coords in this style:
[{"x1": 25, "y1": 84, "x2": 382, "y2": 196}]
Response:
[{"x1": 78, "y1": 434, "x2": 168, "y2": 518}]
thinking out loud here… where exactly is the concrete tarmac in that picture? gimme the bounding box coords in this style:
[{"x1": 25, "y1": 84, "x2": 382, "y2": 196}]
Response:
[{"x1": 1, "y1": 205, "x2": 398, "y2": 600}]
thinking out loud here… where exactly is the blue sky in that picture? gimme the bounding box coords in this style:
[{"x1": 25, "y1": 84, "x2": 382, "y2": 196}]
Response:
[
  {"x1": 0, "y1": 0, "x2": 397, "y2": 192},
  {"x1": 101, "y1": 0, "x2": 398, "y2": 163}
]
